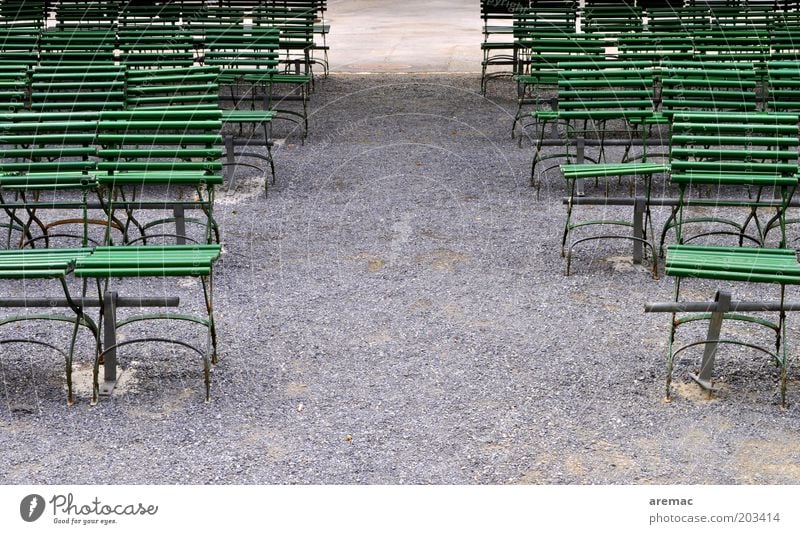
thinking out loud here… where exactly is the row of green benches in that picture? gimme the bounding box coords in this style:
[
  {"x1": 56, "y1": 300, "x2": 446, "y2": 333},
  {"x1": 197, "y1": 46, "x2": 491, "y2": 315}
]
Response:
[
  {"x1": 560, "y1": 109, "x2": 800, "y2": 406},
  {"x1": 0, "y1": 26, "x2": 312, "y2": 138},
  {"x1": 0, "y1": 105, "x2": 227, "y2": 404},
  {"x1": 0, "y1": 64, "x2": 279, "y2": 189},
  {"x1": 0, "y1": 1, "x2": 327, "y2": 76},
  {"x1": 521, "y1": 59, "x2": 800, "y2": 179},
  {"x1": 484, "y1": 3, "x2": 800, "y2": 92},
  {"x1": 0, "y1": 109, "x2": 224, "y2": 248},
  {"x1": 0, "y1": 1, "x2": 331, "y2": 405},
  {"x1": 481, "y1": 1, "x2": 800, "y2": 92},
  {"x1": 513, "y1": 35, "x2": 800, "y2": 131}
]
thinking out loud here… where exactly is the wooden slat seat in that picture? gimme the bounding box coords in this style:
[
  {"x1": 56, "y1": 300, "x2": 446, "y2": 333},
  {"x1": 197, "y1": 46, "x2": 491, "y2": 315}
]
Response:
[
  {"x1": 0, "y1": 247, "x2": 92, "y2": 279},
  {"x1": 665, "y1": 244, "x2": 800, "y2": 284},
  {"x1": 74, "y1": 245, "x2": 221, "y2": 278}
]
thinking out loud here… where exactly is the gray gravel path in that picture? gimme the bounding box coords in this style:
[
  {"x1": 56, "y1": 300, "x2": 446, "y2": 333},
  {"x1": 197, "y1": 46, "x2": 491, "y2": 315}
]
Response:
[{"x1": 2, "y1": 74, "x2": 800, "y2": 485}]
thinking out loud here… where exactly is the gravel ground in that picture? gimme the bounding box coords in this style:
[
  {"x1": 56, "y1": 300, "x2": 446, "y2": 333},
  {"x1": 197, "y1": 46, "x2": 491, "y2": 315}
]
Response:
[{"x1": 2, "y1": 73, "x2": 800, "y2": 485}]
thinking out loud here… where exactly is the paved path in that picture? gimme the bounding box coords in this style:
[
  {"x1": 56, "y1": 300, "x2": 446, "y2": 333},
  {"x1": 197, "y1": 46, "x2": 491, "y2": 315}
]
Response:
[{"x1": 326, "y1": 0, "x2": 483, "y2": 73}]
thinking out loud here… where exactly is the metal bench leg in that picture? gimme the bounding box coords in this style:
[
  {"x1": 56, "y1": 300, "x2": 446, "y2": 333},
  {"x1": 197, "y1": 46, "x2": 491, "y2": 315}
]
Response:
[
  {"x1": 100, "y1": 291, "x2": 117, "y2": 397},
  {"x1": 264, "y1": 122, "x2": 276, "y2": 187},
  {"x1": 575, "y1": 138, "x2": 585, "y2": 197},
  {"x1": 173, "y1": 205, "x2": 186, "y2": 245},
  {"x1": 666, "y1": 277, "x2": 682, "y2": 402},
  {"x1": 690, "y1": 290, "x2": 731, "y2": 393},
  {"x1": 225, "y1": 135, "x2": 236, "y2": 190},
  {"x1": 778, "y1": 285, "x2": 788, "y2": 408},
  {"x1": 65, "y1": 318, "x2": 81, "y2": 405},
  {"x1": 633, "y1": 198, "x2": 644, "y2": 265},
  {"x1": 202, "y1": 275, "x2": 218, "y2": 365}
]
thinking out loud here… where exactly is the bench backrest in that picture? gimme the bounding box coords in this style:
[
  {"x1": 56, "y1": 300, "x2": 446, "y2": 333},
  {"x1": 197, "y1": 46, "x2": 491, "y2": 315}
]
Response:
[
  {"x1": 582, "y1": 2, "x2": 644, "y2": 36},
  {"x1": 31, "y1": 65, "x2": 126, "y2": 112},
  {"x1": 645, "y1": 6, "x2": 713, "y2": 34},
  {"x1": 660, "y1": 60, "x2": 758, "y2": 117},
  {"x1": 617, "y1": 33, "x2": 694, "y2": 64},
  {"x1": 692, "y1": 30, "x2": 770, "y2": 63},
  {"x1": 514, "y1": 3, "x2": 578, "y2": 40},
  {"x1": 95, "y1": 109, "x2": 223, "y2": 182},
  {"x1": 669, "y1": 111, "x2": 800, "y2": 183},
  {"x1": 0, "y1": 111, "x2": 98, "y2": 180},
  {"x1": 0, "y1": 27, "x2": 39, "y2": 69},
  {"x1": 202, "y1": 25, "x2": 280, "y2": 80},
  {"x1": 708, "y1": 5, "x2": 775, "y2": 33},
  {"x1": 39, "y1": 29, "x2": 117, "y2": 65},
  {"x1": 555, "y1": 59, "x2": 655, "y2": 121},
  {"x1": 253, "y1": 5, "x2": 315, "y2": 72},
  {"x1": 481, "y1": 0, "x2": 531, "y2": 31},
  {"x1": 126, "y1": 66, "x2": 220, "y2": 110},
  {"x1": 119, "y1": 26, "x2": 195, "y2": 70},
  {"x1": 119, "y1": 2, "x2": 184, "y2": 28},
  {"x1": 769, "y1": 27, "x2": 800, "y2": 62},
  {"x1": 766, "y1": 60, "x2": 800, "y2": 113},
  {"x1": 519, "y1": 34, "x2": 606, "y2": 85},
  {"x1": 0, "y1": 0, "x2": 46, "y2": 31},
  {"x1": 0, "y1": 64, "x2": 28, "y2": 112},
  {"x1": 52, "y1": 1, "x2": 118, "y2": 31}
]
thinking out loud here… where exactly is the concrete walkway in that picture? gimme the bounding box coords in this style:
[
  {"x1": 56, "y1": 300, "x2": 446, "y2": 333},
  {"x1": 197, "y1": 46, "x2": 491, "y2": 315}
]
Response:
[{"x1": 326, "y1": 0, "x2": 483, "y2": 73}]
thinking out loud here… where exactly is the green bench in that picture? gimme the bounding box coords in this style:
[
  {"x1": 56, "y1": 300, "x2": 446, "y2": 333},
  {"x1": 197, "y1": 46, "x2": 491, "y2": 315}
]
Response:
[
  {"x1": 0, "y1": 244, "x2": 222, "y2": 404},
  {"x1": 766, "y1": 60, "x2": 800, "y2": 113},
  {"x1": 273, "y1": 0, "x2": 331, "y2": 78},
  {"x1": 0, "y1": 111, "x2": 103, "y2": 248},
  {"x1": 525, "y1": 58, "x2": 667, "y2": 275},
  {"x1": 646, "y1": 111, "x2": 800, "y2": 406},
  {"x1": 529, "y1": 59, "x2": 656, "y2": 185},
  {"x1": 194, "y1": 5, "x2": 312, "y2": 139},
  {"x1": 0, "y1": 247, "x2": 98, "y2": 405},
  {"x1": 663, "y1": 111, "x2": 799, "y2": 251},
  {"x1": 659, "y1": 60, "x2": 759, "y2": 119},
  {"x1": 485, "y1": 1, "x2": 578, "y2": 96},
  {"x1": 648, "y1": 244, "x2": 800, "y2": 407},
  {"x1": 560, "y1": 163, "x2": 668, "y2": 277},
  {"x1": 126, "y1": 65, "x2": 277, "y2": 193},
  {"x1": 125, "y1": 66, "x2": 221, "y2": 111},
  {"x1": 253, "y1": 4, "x2": 315, "y2": 138},
  {"x1": 74, "y1": 244, "x2": 222, "y2": 403},
  {"x1": 95, "y1": 109, "x2": 223, "y2": 245},
  {"x1": 482, "y1": 0, "x2": 518, "y2": 93},
  {"x1": 199, "y1": 20, "x2": 289, "y2": 138}
]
